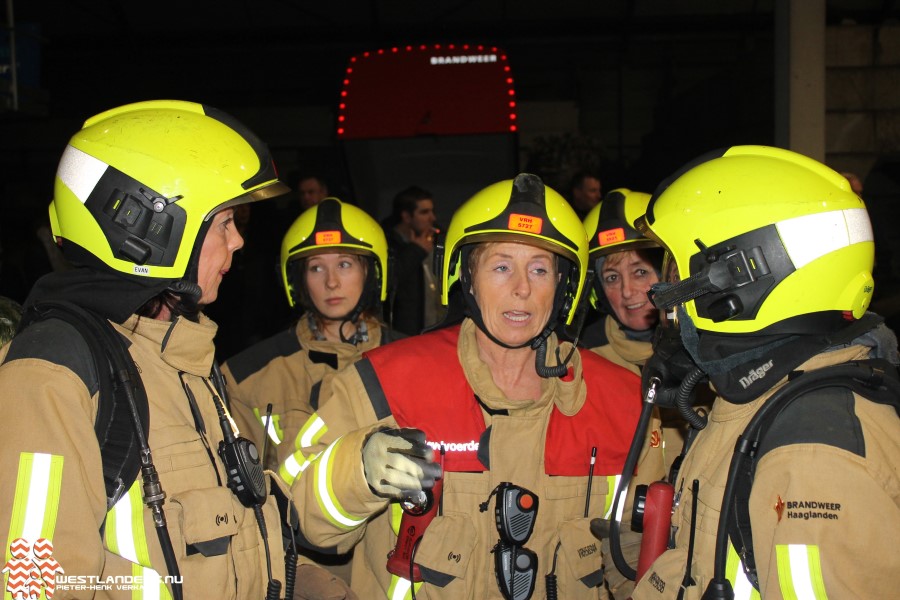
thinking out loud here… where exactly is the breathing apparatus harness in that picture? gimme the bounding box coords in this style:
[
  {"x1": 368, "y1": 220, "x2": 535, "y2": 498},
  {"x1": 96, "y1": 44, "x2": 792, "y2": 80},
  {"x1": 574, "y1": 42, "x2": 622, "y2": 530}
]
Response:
[
  {"x1": 18, "y1": 301, "x2": 296, "y2": 600},
  {"x1": 701, "y1": 356, "x2": 900, "y2": 599}
]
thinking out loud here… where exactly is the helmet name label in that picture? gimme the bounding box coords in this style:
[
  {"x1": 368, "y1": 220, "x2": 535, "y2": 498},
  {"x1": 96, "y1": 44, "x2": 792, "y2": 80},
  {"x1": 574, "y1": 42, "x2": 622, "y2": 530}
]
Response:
[
  {"x1": 315, "y1": 231, "x2": 342, "y2": 245},
  {"x1": 507, "y1": 214, "x2": 543, "y2": 234},
  {"x1": 133, "y1": 266, "x2": 150, "y2": 275},
  {"x1": 598, "y1": 228, "x2": 626, "y2": 246}
]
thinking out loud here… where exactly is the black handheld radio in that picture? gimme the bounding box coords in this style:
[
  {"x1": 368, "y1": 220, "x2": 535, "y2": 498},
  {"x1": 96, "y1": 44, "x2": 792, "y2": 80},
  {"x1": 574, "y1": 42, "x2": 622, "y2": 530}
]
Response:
[
  {"x1": 208, "y1": 366, "x2": 268, "y2": 508},
  {"x1": 482, "y1": 482, "x2": 539, "y2": 600}
]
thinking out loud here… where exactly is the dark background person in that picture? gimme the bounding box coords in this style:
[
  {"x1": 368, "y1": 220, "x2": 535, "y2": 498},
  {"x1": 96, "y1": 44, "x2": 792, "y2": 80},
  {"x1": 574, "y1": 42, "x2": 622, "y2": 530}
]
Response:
[
  {"x1": 286, "y1": 173, "x2": 660, "y2": 598},
  {"x1": 631, "y1": 145, "x2": 900, "y2": 599},
  {"x1": 0, "y1": 100, "x2": 297, "y2": 599},
  {"x1": 382, "y1": 185, "x2": 443, "y2": 335},
  {"x1": 569, "y1": 170, "x2": 603, "y2": 219},
  {"x1": 297, "y1": 173, "x2": 330, "y2": 211}
]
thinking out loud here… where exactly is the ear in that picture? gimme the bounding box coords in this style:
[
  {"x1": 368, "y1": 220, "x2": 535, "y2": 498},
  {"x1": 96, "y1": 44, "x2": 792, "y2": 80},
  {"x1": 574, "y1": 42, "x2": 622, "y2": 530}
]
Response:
[{"x1": 401, "y1": 211, "x2": 413, "y2": 225}]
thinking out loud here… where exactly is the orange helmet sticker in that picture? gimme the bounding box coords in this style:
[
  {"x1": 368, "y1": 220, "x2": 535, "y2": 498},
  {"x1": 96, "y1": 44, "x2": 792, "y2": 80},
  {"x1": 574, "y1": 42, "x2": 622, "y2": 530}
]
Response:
[
  {"x1": 315, "y1": 231, "x2": 342, "y2": 245},
  {"x1": 598, "y1": 227, "x2": 626, "y2": 246},
  {"x1": 507, "y1": 213, "x2": 543, "y2": 233}
]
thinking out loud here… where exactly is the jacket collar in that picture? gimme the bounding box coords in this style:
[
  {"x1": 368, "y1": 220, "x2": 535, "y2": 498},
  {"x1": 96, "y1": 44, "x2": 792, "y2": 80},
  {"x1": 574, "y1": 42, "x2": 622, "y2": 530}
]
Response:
[{"x1": 118, "y1": 313, "x2": 217, "y2": 376}]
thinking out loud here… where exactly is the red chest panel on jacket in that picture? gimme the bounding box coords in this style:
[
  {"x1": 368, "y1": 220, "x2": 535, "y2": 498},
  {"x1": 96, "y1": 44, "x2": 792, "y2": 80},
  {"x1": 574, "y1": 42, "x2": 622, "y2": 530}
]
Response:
[{"x1": 363, "y1": 325, "x2": 640, "y2": 476}]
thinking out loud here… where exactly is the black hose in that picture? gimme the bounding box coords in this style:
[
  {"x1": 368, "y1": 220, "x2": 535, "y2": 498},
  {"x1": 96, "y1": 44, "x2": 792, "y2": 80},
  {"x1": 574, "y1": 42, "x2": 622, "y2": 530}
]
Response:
[
  {"x1": 676, "y1": 367, "x2": 708, "y2": 430},
  {"x1": 602, "y1": 379, "x2": 660, "y2": 582},
  {"x1": 254, "y1": 504, "x2": 282, "y2": 600}
]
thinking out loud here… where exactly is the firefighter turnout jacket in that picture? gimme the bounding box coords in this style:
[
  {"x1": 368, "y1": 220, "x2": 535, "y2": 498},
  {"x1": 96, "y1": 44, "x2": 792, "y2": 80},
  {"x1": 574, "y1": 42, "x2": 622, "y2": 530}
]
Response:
[
  {"x1": 221, "y1": 316, "x2": 387, "y2": 474},
  {"x1": 0, "y1": 314, "x2": 288, "y2": 600},
  {"x1": 631, "y1": 343, "x2": 900, "y2": 599},
  {"x1": 287, "y1": 318, "x2": 659, "y2": 599}
]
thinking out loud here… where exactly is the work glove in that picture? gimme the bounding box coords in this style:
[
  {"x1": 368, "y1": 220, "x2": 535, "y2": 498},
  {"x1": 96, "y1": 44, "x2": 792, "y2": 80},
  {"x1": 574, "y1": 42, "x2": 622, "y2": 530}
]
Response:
[
  {"x1": 294, "y1": 564, "x2": 358, "y2": 600},
  {"x1": 362, "y1": 428, "x2": 442, "y2": 501}
]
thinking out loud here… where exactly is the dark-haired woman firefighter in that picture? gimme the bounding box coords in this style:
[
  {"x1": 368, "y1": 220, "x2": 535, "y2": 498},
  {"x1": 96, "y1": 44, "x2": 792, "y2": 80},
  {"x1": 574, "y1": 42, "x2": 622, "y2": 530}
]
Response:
[
  {"x1": 0, "y1": 100, "x2": 295, "y2": 599},
  {"x1": 284, "y1": 173, "x2": 662, "y2": 599}
]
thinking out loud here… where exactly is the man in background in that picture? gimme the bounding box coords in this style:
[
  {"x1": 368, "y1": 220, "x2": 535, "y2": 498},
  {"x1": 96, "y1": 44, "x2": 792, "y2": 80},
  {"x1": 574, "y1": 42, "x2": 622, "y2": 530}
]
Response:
[
  {"x1": 569, "y1": 170, "x2": 602, "y2": 219},
  {"x1": 298, "y1": 174, "x2": 329, "y2": 210},
  {"x1": 384, "y1": 185, "x2": 444, "y2": 335}
]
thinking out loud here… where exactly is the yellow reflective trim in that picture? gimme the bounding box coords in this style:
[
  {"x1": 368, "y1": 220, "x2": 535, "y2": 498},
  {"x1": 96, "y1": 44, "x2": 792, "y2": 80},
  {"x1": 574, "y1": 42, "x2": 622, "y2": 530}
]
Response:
[
  {"x1": 6, "y1": 452, "x2": 65, "y2": 571},
  {"x1": 108, "y1": 482, "x2": 154, "y2": 567},
  {"x1": 253, "y1": 407, "x2": 284, "y2": 445},
  {"x1": 776, "y1": 544, "x2": 828, "y2": 600},
  {"x1": 390, "y1": 503, "x2": 404, "y2": 536},
  {"x1": 603, "y1": 475, "x2": 622, "y2": 519},
  {"x1": 387, "y1": 575, "x2": 422, "y2": 600},
  {"x1": 132, "y1": 562, "x2": 172, "y2": 600},
  {"x1": 726, "y1": 544, "x2": 760, "y2": 600},
  {"x1": 312, "y1": 438, "x2": 366, "y2": 528},
  {"x1": 296, "y1": 414, "x2": 327, "y2": 450},
  {"x1": 280, "y1": 448, "x2": 319, "y2": 485}
]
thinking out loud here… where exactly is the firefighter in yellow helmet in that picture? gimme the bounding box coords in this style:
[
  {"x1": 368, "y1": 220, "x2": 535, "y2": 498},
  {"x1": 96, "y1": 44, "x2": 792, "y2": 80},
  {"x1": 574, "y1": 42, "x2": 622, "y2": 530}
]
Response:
[
  {"x1": 222, "y1": 198, "x2": 404, "y2": 599},
  {"x1": 284, "y1": 173, "x2": 655, "y2": 599},
  {"x1": 629, "y1": 146, "x2": 900, "y2": 599},
  {"x1": 0, "y1": 101, "x2": 299, "y2": 599}
]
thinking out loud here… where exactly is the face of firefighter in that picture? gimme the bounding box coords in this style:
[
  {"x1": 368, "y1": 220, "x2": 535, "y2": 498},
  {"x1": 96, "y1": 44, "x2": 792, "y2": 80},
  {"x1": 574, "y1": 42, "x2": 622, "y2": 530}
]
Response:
[
  {"x1": 197, "y1": 208, "x2": 244, "y2": 306},
  {"x1": 471, "y1": 241, "x2": 557, "y2": 347},
  {"x1": 304, "y1": 252, "x2": 366, "y2": 320},
  {"x1": 600, "y1": 249, "x2": 659, "y2": 331}
]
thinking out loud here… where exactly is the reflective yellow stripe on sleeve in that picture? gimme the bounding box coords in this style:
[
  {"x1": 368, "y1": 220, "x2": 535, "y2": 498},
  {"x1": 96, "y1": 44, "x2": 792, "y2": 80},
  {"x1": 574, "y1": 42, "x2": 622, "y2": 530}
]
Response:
[
  {"x1": 252, "y1": 407, "x2": 284, "y2": 445},
  {"x1": 726, "y1": 544, "x2": 761, "y2": 600},
  {"x1": 776, "y1": 544, "x2": 828, "y2": 600},
  {"x1": 5, "y1": 453, "x2": 64, "y2": 569},
  {"x1": 295, "y1": 414, "x2": 328, "y2": 451},
  {"x1": 131, "y1": 561, "x2": 173, "y2": 600},
  {"x1": 279, "y1": 415, "x2": 328, "y2": 484},
  {"x1": 313, "y1": 437, "x2": 367, "y2": 529},
  {"x1": 105, "y1": 481, "x2": 153, "y2": 567}
]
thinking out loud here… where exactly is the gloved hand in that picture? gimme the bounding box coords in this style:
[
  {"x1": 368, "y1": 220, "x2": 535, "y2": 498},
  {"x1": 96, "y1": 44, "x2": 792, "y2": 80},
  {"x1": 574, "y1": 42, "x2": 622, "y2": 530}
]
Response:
[
  {"x1": 362, "y1": 428, "x2": 442, "y2": 500},
  {"x1": 294, "y1": 563, "x2": 358, "y2": 600}
]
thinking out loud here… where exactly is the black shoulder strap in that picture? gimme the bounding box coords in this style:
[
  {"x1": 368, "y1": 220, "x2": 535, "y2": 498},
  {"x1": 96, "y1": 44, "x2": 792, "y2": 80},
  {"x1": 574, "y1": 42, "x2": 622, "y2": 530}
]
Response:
[
  {"x1": 727, "y1": 359, "x2": 900, "y2": 590},
  {"x1": 19, "y1": 302, "x2": 150, "y2": 510}
]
